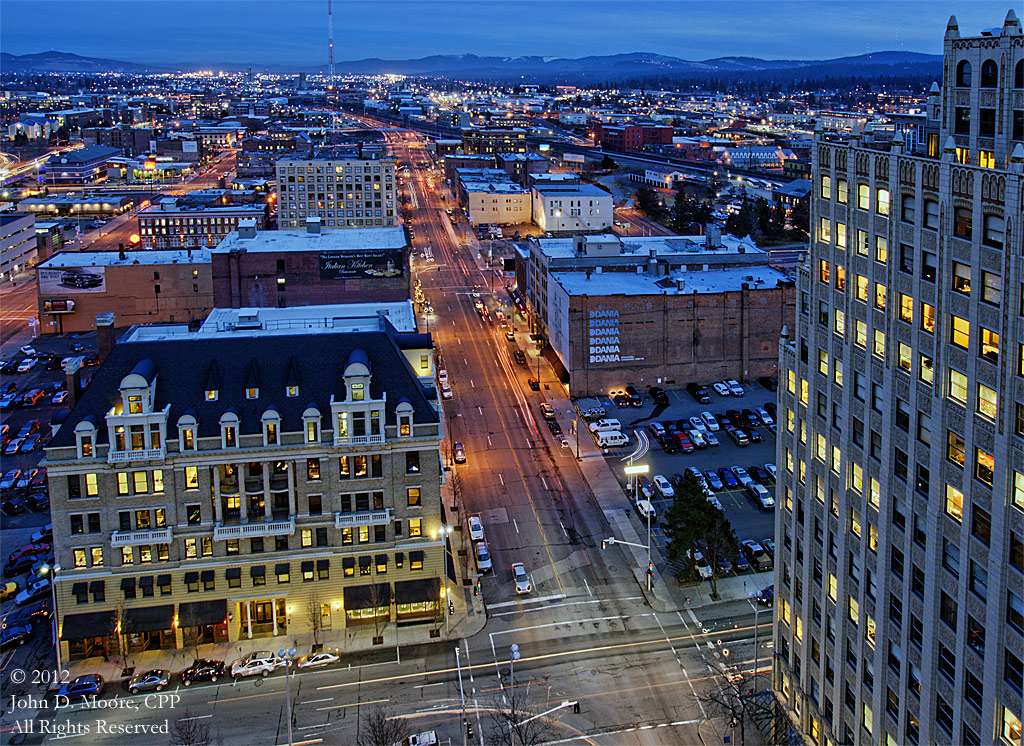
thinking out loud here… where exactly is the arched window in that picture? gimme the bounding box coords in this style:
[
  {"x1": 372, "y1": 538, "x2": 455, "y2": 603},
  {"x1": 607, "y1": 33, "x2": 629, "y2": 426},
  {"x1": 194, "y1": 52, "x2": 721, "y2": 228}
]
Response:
[
  {"x1": 1015, "y1": 60, "x2": 1024, "y2": 89},
  {"x1": 956, "y1": 60, "x2": 972, "y2": 87},
  {"x1": 980, "y1": 59, "x2": 998, "y2": 88}
]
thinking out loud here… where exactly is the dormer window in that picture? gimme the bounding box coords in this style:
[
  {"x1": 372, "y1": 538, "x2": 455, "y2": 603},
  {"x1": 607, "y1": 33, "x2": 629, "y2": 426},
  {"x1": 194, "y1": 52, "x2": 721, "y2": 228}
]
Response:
[
  {"x1": 286, "y1": 385, "x2": 299, "y2": 397},
  {"x1": 303, "y1": 406, "x2": 321, "y2": 443},
  {"x1": 206, "y1": 390, "x2": 218, "y2": 402},
  {"x1": 396, "y1": 400, "x2": 414, "y2": 438},
  {"x1": 219, "y1": 411, "x2": 240, "y2": 449},
  {"x1": 176, "y1": 413, "x2": 198, "y2": 452},
  {"x1": 128, "y1": 395, "x2": 143, "y2": 414},
  {"x1": 75, "y1": 418, "x2": 98, "y2": 459},
  {"x1": 246, "y1": 388, "x2": 259, "y2": 400},
  {"x1": 261, "y1": 409, "x2": 280, "y2": 446},
  {"x1": 351, "y1": 382, "x2": 365, "y2": 401}
]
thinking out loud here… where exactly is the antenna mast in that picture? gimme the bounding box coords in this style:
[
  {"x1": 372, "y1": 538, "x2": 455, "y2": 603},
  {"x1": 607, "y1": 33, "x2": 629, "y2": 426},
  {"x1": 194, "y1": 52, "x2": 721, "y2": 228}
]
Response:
[{"x1": 328, "y1": 0, "x2": 335, "y2": 87}]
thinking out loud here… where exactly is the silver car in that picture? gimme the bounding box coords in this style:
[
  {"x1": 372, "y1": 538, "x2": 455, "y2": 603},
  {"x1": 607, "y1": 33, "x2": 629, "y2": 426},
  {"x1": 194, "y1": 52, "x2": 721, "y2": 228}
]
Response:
[{"x1": 512, "y1": 562, "x2": 532, "y2": 594}]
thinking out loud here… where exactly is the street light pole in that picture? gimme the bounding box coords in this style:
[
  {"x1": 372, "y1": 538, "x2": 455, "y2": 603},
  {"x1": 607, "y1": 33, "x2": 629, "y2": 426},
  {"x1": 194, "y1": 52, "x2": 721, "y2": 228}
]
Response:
[
  {"x1": 748, "y1": 598, "x2": 761, "y2": 694},
  {"x1": 455, "y1": 645, "x2": 468, "y2": 746},
  {"x1": 509, "y1": 643, "x2": 520, "y2": 745},
  {"x1": 277, "y1": 646, "x2": 297, "y2": 746}
]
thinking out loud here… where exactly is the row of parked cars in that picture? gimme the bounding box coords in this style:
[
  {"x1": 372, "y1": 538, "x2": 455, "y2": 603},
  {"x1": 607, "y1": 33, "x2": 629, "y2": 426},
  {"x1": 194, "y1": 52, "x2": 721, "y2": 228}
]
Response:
[
  {"x1": 644, "y1": 403, "x2": 777, "y2": 455},
  {"x1": 1, "y1": 465, "x2": 50, "y2": 514},
  {"x1": 468, "y1": 515, "x2": 532, "y2": 594},
  {"x1": 684, "y1": 536, "x2": 776, "y2": 581},
  {"x1": 51, "y1": 647, "x2": 345, "y2": 702}
]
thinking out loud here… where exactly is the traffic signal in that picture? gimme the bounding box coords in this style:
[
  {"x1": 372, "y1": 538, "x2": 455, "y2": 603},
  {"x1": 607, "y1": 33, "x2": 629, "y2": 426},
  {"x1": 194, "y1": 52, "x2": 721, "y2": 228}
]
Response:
[
  {"x1": 647, "y1": 562, "x2": 654, "y2": 576},
  {"x1": 465, "y1": 720, "x2": 474, "y2": 738},
  {"x1": 474, "y1": 579, "x2": 482, "y2": 596},
  {"x1": 573, "y1": 701, "x2": 580, "y2": 714},
  {"x1": 448, "y1": 601, "x2": 455, "y2": 616},
  {"x1": 601, "y1": 540, "x2": 607, "y2": 550}
]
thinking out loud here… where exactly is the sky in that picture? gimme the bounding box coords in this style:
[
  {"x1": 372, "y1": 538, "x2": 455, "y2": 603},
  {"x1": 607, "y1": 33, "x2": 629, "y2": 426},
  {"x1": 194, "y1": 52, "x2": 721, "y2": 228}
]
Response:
[{"x1": 0, "y1": 0, "x2": 1017, "y2": 68}]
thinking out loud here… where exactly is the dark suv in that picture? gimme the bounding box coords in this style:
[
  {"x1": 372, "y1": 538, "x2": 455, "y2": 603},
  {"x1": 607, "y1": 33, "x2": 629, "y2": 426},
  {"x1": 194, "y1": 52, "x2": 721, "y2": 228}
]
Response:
[{"x1": 686, "y1": 382, "x2": 711, "y2": 404}]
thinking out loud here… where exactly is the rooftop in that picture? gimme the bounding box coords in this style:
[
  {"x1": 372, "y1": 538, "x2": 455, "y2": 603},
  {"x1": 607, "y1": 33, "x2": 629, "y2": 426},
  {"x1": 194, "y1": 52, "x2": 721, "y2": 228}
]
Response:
[
  {"x1": 38, "y1": 249, "x2": 212, "y2": 268},
  {"x1": 534, "y1": 183, "x2": 611, "y2": 197},
  {"x1": 213, "y1": 227, "x2": 407, "y2": 254},
  {"x1": 552, "y1": 264, "x2": 791, "y2": 297},
  {"x1": 535, "y1": 233, "x2": 764, "y2": 261},
  {"x1": 46, "y1": 145, "x2": 119, "y2": 164}
]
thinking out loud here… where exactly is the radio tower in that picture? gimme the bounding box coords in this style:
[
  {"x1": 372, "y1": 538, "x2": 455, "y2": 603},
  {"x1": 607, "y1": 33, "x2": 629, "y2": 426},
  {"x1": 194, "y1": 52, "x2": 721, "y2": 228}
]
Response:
[{"x1": 327, "y1": 0, "x2": 338, "y2": 145}]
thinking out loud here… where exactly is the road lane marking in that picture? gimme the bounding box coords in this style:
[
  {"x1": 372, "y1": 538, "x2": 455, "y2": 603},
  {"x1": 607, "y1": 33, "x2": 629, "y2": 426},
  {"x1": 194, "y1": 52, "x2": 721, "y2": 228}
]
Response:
[
  {"x1": 583, "y1": 577, "x2": 592, "y2": 596},
  {"x1": 498, "y1": 473, "x2": 504, "y2": 485},
  {"x1": 559, "y1": 520, "x2": 567, "y2": 538},
  {"x1": 540, "y1": 476, "x2": 548, "y2": 490},
  {"x1": 301, "y1": 697, "x2": 333, "y2": 704},
  {"x1": 315, "y1": 698, "x2": 389, "y2": 712},
  {"x1": 512, "y1": 519, "x2": 519, "y2": 533},
  {"x1": 414, "y1": 683, "x2": 443, "y2": 689}
]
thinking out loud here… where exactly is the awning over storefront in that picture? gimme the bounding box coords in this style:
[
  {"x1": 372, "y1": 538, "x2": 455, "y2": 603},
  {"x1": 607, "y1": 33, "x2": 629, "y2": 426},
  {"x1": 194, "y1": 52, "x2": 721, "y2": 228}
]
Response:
[
  {"x1": 343, "y1": 583, "x2": 390, "y2": 610},
  {"x1": 178, "y1": 599, "x2": 227, "y2": 628},
  {"x1": 60, "y1": 610, "x2": 116, "y2": 640},
  {"x1": 394, "y1": 577, "x2": 439, "y2": 604},
  {"x1": 123, "y1": 604, "x2": 174, "y2": 633}
]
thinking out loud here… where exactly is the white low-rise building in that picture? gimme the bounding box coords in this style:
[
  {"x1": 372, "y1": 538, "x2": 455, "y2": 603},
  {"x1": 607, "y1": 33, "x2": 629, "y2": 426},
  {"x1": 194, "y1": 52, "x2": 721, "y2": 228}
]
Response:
[{"x1": 532, "y1": 184, "x2": 612, "y2": 233}]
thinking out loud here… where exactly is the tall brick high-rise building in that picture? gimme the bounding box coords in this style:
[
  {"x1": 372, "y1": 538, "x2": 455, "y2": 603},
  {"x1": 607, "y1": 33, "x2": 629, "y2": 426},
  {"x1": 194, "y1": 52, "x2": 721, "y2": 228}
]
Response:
[{"x1": 774, "y1": 11, "x2": 1023, "y2": 746}]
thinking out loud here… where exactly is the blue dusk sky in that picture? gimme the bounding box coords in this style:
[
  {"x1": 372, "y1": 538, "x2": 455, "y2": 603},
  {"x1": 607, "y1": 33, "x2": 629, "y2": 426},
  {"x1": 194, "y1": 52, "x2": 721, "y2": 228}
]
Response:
[{"x1": 0, "y1": 0, "x2": 1017, "y2": 68}]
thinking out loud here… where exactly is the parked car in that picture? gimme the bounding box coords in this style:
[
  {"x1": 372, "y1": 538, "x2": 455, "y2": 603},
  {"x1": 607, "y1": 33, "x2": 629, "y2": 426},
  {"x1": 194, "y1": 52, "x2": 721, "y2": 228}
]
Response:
[
  {"x1": 57, "y1": 674, "x2": 105, "y2": 700},
  {"x1": 749, "y1": 466, "x2": 769, "y2": 486},
  {"x1": 762, "y1": 539, "x2": 775, "y2": 559},
  {"x1": 527, "y1": 378, "x2": 540, "y2": 391},
  {"x1": 26, "y1": 492, "x2": 49, "y2": 512},
  {"x1": 29, "y1": 469, "x2": 46, "y2": 489},
  {"x1": 764, "y1": 463, "x2": 777, "y2": 482},
  {"x1": 700, "y1": 411, "x2": 720, "y2": 431},
  {"x1": 1, "y1": 470, "x2": 23, "y2": 492},
  {"x1": 4, "y1": 439, "x2": 24, "y2": 457},
  {"x1": 440, "y1": 382, "x2": 453, "y2": 399},
  {"x1": 647, "y1": 421, "x2": 666, "y2": 440},
  {"x1": 18, "y1": 600, "x2": 53, "y2": 626},
  {"x1": 547, "y1": 420, "x2": 562, "y2": 436},
  {"x1": 636, "y1": 476, "x2": 656, "y2": 500},
  {"x1": 648, "y1": 386, "x2": 669, "y2": 406},
  {"x1": 703, "y1": 430, "x2": 719, "y2": 447},
  {"x1": 724, "y1": 379, "x2": 744, "y2": 396},
  {"x1": 718, "y1": 468, "x2": 739, "y2": 489},
  {"x1": 297, "y1": 649, "x2": 340, "y2": 669},
  {"x1": 733, "y1": 550, "x2": 750, "y2": 573},
  {"x1": 15, "y1": 469, "x2": 39, "y2": 491},
  {"x1": 687, "y1": 429, "x2": 707, "y2": 449},
  {"x1": 740, "y1": 540, "x2": 773, "y2": 572},
  {"x1": 512, "y1": 562, "x2": 531, "y2": 594},
  {"x1": 0, "y1": 624, "x2": 34, "y2": 650},
  {"x1": 17, "y1": 358, "x2": 38, "y2": 373},
  {"x1": 635, "y1": 499, "x2": 656, "y2": 520},
  {"x1": 755, "y1": 407, "x2": 774, "y2": 426},
  {"x1": 1, "y1": 360, "x2": 20, "y2": 375},
  {"x1": 0, "y1": 394, "x2": 16, "y2": 409},
  {"x1": 3, "y1": 555, "x2": 37, "y2": 577},
  {"x1": 14, "y1": 578, "x2": 51, "y2": 606},
  {"x1": 707, "y1": 495, "x2": 724, "y2": 512},
  {"x1": 690, "y1": 549, "x2": 713, "y2": 579},
  {"x1": 474, "y1": 541, "x2": 492, "y2": 572},
  {"x1": 181, "y1": 659, "x2": 226, "y2": 686},
  {"x1": 128, "y1": 669, "x2": 169, "y2": 694},
  {"x1": 2, "y1": 498, "x2": 26, "y2": 516},
  {"x1": 8, "y1": 543, "x2": 50, "y2": 565},
  {"x1": 712, "y1": 382, "x2": 730, "y2": 397},
  {"x1": 19, "y1": 435, "x2": 41, "y2": 453},
  {"x1": 231, "y1": 652, "x2": 281, "y2": 679},
  {"x1": 16, "y1": 420, "x2": 40, "y2": 438},
  {"x1": 20, "y1": 389, "x2": 46, "y2": 407},
  {"x1": 468, "y1": 515, "x2": 484, "y2": 541},
  {"x1": 747, "y1": 483, "x2": 775, "y2": 510},
  {"x1": 757, "y1": 376, "x2": 778, "y2": 392},
  {"x1": 755, "y1": 584, "x2": 774, "y2": 607},
  {"x1": 52, "y1": 391, "x2": 69, "y2": 405},
  {"x1": 538, "y1": 402, "x2": 556, "y2": 420},
  {"x1": 714, "y1": 553, "x2": 734, "y2": 576},
  {"x1": 744, "y1": 428, "x2": 762, "y2": 444},
  {"x1": 0, "y1": 581, "x2": 19, "y2": 602},
  {"x1": 624, "y1": 385, "x2": 643, "y2": 406},
  {"x1": 513, "y1": 350, "x2": 526, "y2": 365},
  {"x1": 673, "y1": 432, "x2": 695, "y2": 454},
  {"x1": 725, "y1": 427, "x2": 749, "y2": 447},
  {"x1": 30, "y1": 525, "x2": 53, "y2": 545},
  {"x1": 731, "y1": 466, "x2": 753, "y2": 488},
  {"x1": 452, "y1": 441, "x2": 466, "y2": 464},
  {"x1": 704, "y1": 470, "x2": 724, "y2": 490},
  {"x1": 741, "y1": 409, "x2": 761, "y2": 428},
  {"x1": 70, "y1": 343, "x2": 85, "y2": 353},
  {"x1": 686, "y1": 382, "x2": 711, "y2": 404}
]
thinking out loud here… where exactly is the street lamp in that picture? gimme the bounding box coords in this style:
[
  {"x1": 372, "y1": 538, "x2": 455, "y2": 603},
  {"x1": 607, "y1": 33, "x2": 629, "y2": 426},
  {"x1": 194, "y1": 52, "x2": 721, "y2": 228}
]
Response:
[
  {"x1": 508, "y1": 643, "x2": 521, "y2": 744},
  {"x1": 277, "y1": 646, "x2": 298, "y2": 745},
  {"x1": 455, "y1": 645, "x2": 468, "y2": 746},
  {"x1": 50, "y1": 564, "x2": 62, "y2": 674},
  {"x1": 623, "y1": 463, "x2": 652, "y2": 590},
  {"x1": 747, "y1": 596, "x2": 764, "y2": 694}
]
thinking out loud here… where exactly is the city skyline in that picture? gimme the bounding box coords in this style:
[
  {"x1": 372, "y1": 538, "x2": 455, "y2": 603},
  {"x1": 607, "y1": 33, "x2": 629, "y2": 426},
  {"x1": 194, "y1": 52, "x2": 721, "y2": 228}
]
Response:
[{"x1": 0, "y1": 0, "x2": 1016, "y2": 69}]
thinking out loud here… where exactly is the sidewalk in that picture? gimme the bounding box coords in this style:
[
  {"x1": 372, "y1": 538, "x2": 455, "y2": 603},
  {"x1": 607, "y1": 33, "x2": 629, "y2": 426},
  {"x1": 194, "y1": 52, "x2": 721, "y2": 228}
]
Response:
[{"x1": 497, "y1": 315, "x2": 771, "y2": 614}]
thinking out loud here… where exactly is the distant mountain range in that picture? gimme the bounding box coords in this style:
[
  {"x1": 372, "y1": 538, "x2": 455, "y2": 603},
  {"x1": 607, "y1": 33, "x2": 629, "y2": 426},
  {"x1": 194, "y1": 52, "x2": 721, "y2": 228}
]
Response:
[{"x1": 1, "y1": 49, "x2": 942, "y2": 83}]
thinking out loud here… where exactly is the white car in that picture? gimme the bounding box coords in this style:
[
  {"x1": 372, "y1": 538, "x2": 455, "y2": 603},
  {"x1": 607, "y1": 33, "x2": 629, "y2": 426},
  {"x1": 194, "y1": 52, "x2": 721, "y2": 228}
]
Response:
[
  {"x1": 52, "y1": 391, "x2": 68, "y2": 405},
  {"x1": 755, "y1": 407, "x2": 774, "y2": 426},
  {"x1": 688, "y1": 416, "x2": 707, "y2": 433},
  {"x1": 475, "y1": 541, "x2": 492, "y2": 572},
  {"x1": 700, "y1": 411, "x2": 720, "y2": 431},
  {"x1": 765, "y1": 463, "x2": 778, "y2": 481},
  {"x1": 440, "y1": 382, "x2": 453, "y2": 399},
  {"x1": 748, "y1": 483, "x2": 775, "y2": 510},
  {"x1": 713, "y1": 382, "x2": 730, "y2": 397},
  {"x1": 296, "y1": 650, "x2": 340, "y2": 669},
  {"x1": 707, "y1": 495, "x2": 724, "y2": 511},
  {"x1": 635, "y1": 499, "x2": 656, "y2": 519},
  {"x1": 437, "y1": 369, "x2": 448, "y2": 385},
  {"x1": 17, "y1": 358, "x2": 38, "y2": 373},
  {"x1": 453, "y1": 441, "x2": 466, "y2": 464},
  {"x1": 512, "y1": 562, "x2": 532, "y2": 594},
  {"x1": 687, "y1": 429, "x2": 707, "y2": 448},
  {"x1": 703, "y1": 431, "x2": 720, "y2": 447},
  {"x1": 231, "y1": 652, "x2": 281, "y2": 679},
  {"x1": 14, "y1": 577, "x2": 51, "y2": 606},
  {"x1": 19, "y1": 346, "x2": 36, "y2": 357},
  {"x1": 686, "y1": 467, "x2": 708, "y2": 490},
  {"x1": 732, "y1": 466, "x2": 754, "y2": 488},
  {"x1": 691, "y1": 550, "x2": 713, "y2": 579},
  {"x1": 468, "y1": 515, "x2": 484, "y2": 541},
  {"x1": 653, "y1": 475, "x2": 674, "y2": 499},
  {"x1": 724, "y1": 379, "x2": 744, "y2": 396}
]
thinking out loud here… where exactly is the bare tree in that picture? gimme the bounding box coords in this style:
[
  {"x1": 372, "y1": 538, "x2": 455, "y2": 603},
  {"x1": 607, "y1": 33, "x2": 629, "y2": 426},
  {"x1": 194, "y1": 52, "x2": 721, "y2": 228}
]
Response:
[
  {"x1": 169, "y1": 711, "x2": 211, "y2": 746},
  {"x1": 696, "y1": 663, "x2": 774, "y2": 746},
  {"x1": 306, "y1": 590, "x2": 324, "y2": 649},
  {"x1": 368, "y1": 582, "x2": 390, "y2": 644},
  {"x1": 485, "y1": 677, "x2": 558, "y2": 746},
  {"x1": 107, "y1": 602, "x2": 135, "y2": 676},
  {"x1": 357, "y1": 703, "x2": 410, "y2": 746}
]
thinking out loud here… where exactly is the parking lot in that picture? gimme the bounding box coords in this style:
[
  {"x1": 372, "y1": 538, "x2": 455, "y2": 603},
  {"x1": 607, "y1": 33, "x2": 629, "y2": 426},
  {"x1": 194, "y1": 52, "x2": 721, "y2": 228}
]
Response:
[{"x1": 581, "y1": 380, "x2": 779, "y2": 561}]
